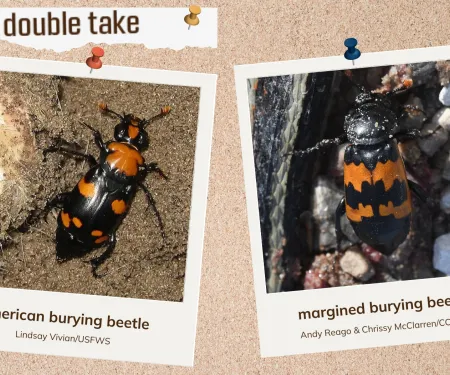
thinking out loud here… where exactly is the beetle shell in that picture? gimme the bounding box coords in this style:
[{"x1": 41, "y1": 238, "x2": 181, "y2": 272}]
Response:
[
  {"x1": 55, "y1": 164, "x2": 137, "y2": 261},
  {"x1": 343, "y1": 139, "x2": 412, "y2": 255}
]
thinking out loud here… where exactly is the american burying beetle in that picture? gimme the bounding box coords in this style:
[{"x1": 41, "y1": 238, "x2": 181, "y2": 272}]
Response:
[
  {"x1": 292, "y1": 76, "x2": 429, "y2": 256},
  {"x1": 43, "y1": 103, "x2": 171, "y2": 277}
]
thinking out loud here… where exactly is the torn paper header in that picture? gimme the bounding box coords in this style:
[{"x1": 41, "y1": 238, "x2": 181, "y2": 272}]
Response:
[{"x1": 0, "y1": 8, "x2": 218, "y2": 52}]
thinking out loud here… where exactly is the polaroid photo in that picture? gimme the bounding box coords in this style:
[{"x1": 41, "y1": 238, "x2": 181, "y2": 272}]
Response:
[
  {"x1": 235, "y1": 46, "x2": 450, "y2": 357},
  {"x1": 0, "y1": 57, "x2": 216, "y2": 366}
]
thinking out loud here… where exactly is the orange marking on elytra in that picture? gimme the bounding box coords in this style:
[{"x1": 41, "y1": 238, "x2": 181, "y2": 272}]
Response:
[
  {"x1": 61, "y1": 211, "x2": 70, "y2": 228},
  {"x1": 106, "y1": 142, "x2": 144, "y2": 176},
  {"x1": 379, "y1": 199, "x2": 411, "y2": 219},
  {"x1": 78, "y1": 176, "x2": 96, "y2": 198},
  {"x1": 344, "y1": 162, "x2": 372, "y2": 192},
  {"x1": 72, "y1": 217, "x2": 82, "y2": 228},
  {"x1": 346, "y1": 203, "x2": 374, "y2": 223},
  {"x1": 128, "y1": 125, "x2": 139, "y2": 139},
  {"x1": 111, "y1": 199, "x2": 127, "y2": 214},
  {"x1": 372, "y1": 159, "x2": 407, "y2": 191},
  {"x1": 91, "y1": 230, "x2": 103, "y2": 237},
  {"x1": 95, "y1": 236, "x2": 109, "y2": 244},
  {"x1": 345, "y1": 158, "x2": 407, "y2": 192}
]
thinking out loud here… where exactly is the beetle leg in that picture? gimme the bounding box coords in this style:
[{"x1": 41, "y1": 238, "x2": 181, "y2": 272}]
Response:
[
  {"x1": 89, "y1": 233, "x2": 117, "y2": 278},
  {"x1": 335, "y1": 197, "x2": 346, "y2": 252},
  {"x1": 138, "y1": 182, "x2": 166, "y2": 246},
  {"x1": 79, "y1": 121, "x2": 108, "y2": 153},
  {"x1": 144, "y1": 162, "x2": 168, "y2": 180},
  {"x1": 408, "y1": 179, "x2": 429, "y2": 204},
  {"x1": 394, "y1": 128, "x2": 420, "y2": 143},
  {"x1": 43, "y1": 144, "x2": 97, "y2": 167}
]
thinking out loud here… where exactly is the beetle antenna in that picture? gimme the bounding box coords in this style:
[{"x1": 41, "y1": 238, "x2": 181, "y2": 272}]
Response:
[
  {"x1": 285, "y1": 134, "x2": 347, "y2": 158},
  {"x1": 98, "y1": 102, "x2": 124, "y2": 120},
  {"x1": 381, "y1": 79, "x2": 414, "y2": 98},
  {"x1": 79, "y1": 120, "x2": 98, "y2": 133},
  {"x1": 142, "y1": 106, "x2": 171, "y2": 129}
]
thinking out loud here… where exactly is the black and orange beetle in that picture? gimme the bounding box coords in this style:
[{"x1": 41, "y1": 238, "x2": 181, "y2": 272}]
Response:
[
  {"x1": 43, "y1": 103, "x2": 171, "y2": 277},
  {"x1": 292, "y1": 77, "x2": 429, "y2": 256}
]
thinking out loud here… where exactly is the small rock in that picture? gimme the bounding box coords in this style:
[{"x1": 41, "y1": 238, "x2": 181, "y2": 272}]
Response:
[
  {"x1": 440, "y1": 186, "x2": 450, "y2": 214},
  {"x1": 436, "y1": 61, "x2": 450, "y2": 86},
  {"x1": 430, "y1": 139, "x2": 450, "y2": 170},
  {"x1": 418, "y1": 123, "x2": 448, "y2": 157},
  {"x1": 439, "y1": 85, "x2": 450, "y2": 106},
  {"x1": 399, "y1": 96, "x2": 425, "y2": 130},
  {"x1": 339, "y1": 247, "x2": 375, "y2": 281},
  {"x1": 442, "y1": 156, "x2": 450, "y2": 181},
  {"x1": 433, "y1": 213, "x2": 448, "y2": 239},
  {"x1": 328, "y1": 143, "x2": 347, "y2": 177},
  {"x1": 398, "y1": 140, "x2": 421, "y2": 164},
  {"x1": 361, "y1": 243, "x2": 383, "y2": 263},
  {"x1": 433, "y1": 233, "x2": 450, "y2": 275},
  {"x1": 430, "y1": 169, "x2": 443, "y2": 185},
  {"x1": 416, "y1": 86, "x2": 443, "y2": 117},
  {"x1": 376, "y1": 271, "x2": 398, "y2": 283},
  {"x1": 432, "y1": 107, "x2": 450, "y2": 131},
  {"x1": 312, "y1": 176, "x2": 358, "y2": 251},
  {"x1": 304, "y1": 269, "x2": 329, "y2": 289},
  {"x1": 411, "y1": 62, "x2": 437, "y2": 86}
]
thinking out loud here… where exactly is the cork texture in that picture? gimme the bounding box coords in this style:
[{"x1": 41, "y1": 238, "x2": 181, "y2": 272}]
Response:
[{"x1": 0, "y1": 0, "x2": 449, "y2": 374}]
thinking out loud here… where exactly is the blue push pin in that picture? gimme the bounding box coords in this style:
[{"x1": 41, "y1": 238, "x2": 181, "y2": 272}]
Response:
[{"x1": 344, "y1": 38, "x2": 361, "y2": 66}]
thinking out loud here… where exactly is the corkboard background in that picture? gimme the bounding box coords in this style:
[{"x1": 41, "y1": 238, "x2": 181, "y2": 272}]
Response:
[{"x1": 0, "y1": 0, "x2": 449, "y2": 374}]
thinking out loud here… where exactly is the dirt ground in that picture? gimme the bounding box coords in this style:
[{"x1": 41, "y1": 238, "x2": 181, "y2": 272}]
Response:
[{"x1": 0, "y1": 71, "x2": 200, "y2": 302}]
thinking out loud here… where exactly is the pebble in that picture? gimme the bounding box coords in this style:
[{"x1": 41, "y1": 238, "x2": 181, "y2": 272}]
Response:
[
  {"x1": 439, "y1": 86, "x2": 450, "y2": 106},
  {"x1": 443, "y1": 157, "x2": 450, "y2": 181},
  {"x1": 411, "y1": 62, "x2": 437, "y2": 86},
  {"x1": 433, "y1": 233, "x2": 450, "y2": 275},
  {"x1": 440, "y1": 186, "x2": 450, "y2": 214},
  {"x1": 339, "y1": 247, "x2": 375, "y2": 281},
  {"x1": 398, "y1": 140, "x2": 421, "y2": 164},
  {"x1": 400, "y1": 96, "x2": 425, "y2": 130},
  {"x1": 304, "y1": 269, "x2": 329, "y2": 289},
  {"x1": 418, "y1": 86, "x2": 444, "y2": 117},
  {"x1": 436, "y1": 61, "x2": 450, "y2": 86},
  {"x1": 361, "y1": 243, "x2": 383, "y2": 263},
  {"x1": 328, "y1": 143, "x2": 347, "y2": 177},
  {"x1": 418, "y1": 122, "x2": 448, "y2": 157},
  {"x1": 312, "y1": 177, "x2": 359, "y2": 251},
  {"x1": 432, "y1": 107, "x2": 450, "y2": 131},
  {"x1": 432, "y1": 213, "x2": 448, "y2": 239}
]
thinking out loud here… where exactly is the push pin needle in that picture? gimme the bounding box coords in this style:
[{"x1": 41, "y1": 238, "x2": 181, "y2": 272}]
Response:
[
  {"x1": 86, "y1": 47, "x2": 104, "y2": 74},
  {"x1": 184, "y1": 5, "x2": 201, "y2": 30}
]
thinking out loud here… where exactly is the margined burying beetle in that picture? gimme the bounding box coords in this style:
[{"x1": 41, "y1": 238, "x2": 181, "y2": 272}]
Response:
[
  {"x1": 43, "y1": 103, "x2": 171, "y2": 278},
  {"x1": 291, "y1": 73, "x2": 430, "y2": 257}
]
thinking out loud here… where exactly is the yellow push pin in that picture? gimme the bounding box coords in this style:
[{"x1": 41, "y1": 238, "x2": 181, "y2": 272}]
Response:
[{"x1": 184, "y1": 5, "x2": 201, "y2": 30}]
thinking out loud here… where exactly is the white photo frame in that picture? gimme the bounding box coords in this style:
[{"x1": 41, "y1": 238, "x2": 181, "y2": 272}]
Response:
[
  {"x1": 0, "y1": 57, "x2": 217, "y2": 366},
  {"x1": 235, "y1": 45, "x2": 450, "y2": 358}
]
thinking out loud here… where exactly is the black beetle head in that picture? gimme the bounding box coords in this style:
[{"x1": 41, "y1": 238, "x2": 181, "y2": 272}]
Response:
[
  {"x1": 344, "y1": 92, "x2": 398, "y2": 146},
  {"x1": 113, "y1": 114, "x2": 150, "y2": 151}
]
